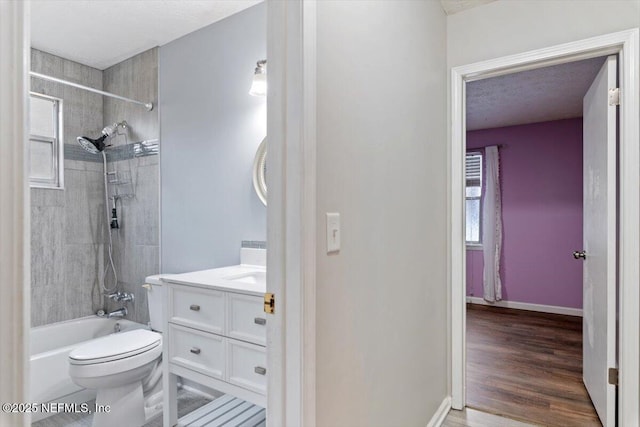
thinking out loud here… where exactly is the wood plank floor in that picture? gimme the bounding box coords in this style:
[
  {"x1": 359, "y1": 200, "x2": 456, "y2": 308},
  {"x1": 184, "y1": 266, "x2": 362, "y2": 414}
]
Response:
[{"x1": 466, "y1": 304, "x2": 601, "y2": 427}]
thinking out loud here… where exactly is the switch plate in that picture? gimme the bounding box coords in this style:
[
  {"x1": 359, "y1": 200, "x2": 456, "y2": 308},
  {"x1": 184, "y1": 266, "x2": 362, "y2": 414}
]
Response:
[{"x1": 326, "y1": 212, "x2": 341, "y2": 254}]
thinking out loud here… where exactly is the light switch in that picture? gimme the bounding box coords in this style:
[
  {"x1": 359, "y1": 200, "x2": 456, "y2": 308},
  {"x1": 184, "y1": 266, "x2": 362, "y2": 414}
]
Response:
[{"x1": 326, "y1": 212, "x2": 340, "y2": 254}]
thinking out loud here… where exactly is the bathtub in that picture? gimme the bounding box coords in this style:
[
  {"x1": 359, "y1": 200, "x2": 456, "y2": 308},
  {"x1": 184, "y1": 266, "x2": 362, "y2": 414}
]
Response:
[{"x1": 30, "y1": 316, "x2": 147, "y2": 421}]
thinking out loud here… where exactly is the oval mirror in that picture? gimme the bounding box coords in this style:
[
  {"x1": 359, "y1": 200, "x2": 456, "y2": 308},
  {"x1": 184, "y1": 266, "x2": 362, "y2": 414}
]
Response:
[{"x1": 253, "y1": 138, "x2": 267, "y2": 205}]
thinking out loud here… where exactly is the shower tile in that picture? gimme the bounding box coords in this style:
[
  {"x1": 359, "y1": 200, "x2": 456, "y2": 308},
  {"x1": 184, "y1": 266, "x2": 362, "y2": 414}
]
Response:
[
  {"x1": 116, "y1": 240, "x2": 136, "y2": 286},
  {"x1": 31, "y1": 205, "x2": 65, "y2": 291},
  {"x1": 129, "y1": 280, "x2": 150, "y2": 325},
  {"x1": 111, "y1": 233, "x2": 130, "y2": 286},
  {"x1": 130, "y1": 164, "x2": 160, "y2": 246},
  {"x1": 115, "y1": 245, "x2": 159, "y2": 324},
  {"x1": 31, "y1": 280, "x2": 66, "y2": 327},
  {"x1": 82, "y1": 95, "x2": 103, "y2": 132},
  {"x1": 31, "y1": 49, "x2": 64, "y2": 100},
  {"x1": 31, "y1": 187, "x2": 64, "y2": 207},
  {"x1": 63, "y1": 59, "x2": 83, "y2": 82},
  {"x1": 83, "y1": 160, "x2": 105, "y2": 172},
  {"x1": 32, "y1": 49, "x2": 63, "y2": 77},
  {"x1": 65, "y1": 159, "x2": 89, "y2": 171},
  {"x1": 64, "y1": 158, "x2": 103, "y2": 172},
  {"x1": 64, "y1": 244, "x2": 104, "y2": 319},
  {"x1": 30, "y1": 48, "x2": 109, "y2": 327},
  {"x1": 103, "y1": 47, "x2": 158, "y2": 145},
  {"x1": 102, "y1": 47, "x2": 159, "y2": 327},
  {"x1": 136, "y1": 244, "x2": 160, "y2": 287},
  {"x1": 64, "y1": 169, "x2": 107, "y2": 245},
  {"x1": 64, "y1": 147, "x2": 103, "y2": 165},
  {"x1": 136, "y1": 154, "x2": 159, "y2": 167}
]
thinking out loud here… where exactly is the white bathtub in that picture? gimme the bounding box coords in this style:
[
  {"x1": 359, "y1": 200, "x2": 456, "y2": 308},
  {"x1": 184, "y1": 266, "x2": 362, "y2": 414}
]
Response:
[{"x1": 30, "y1": 316, "x2": 147, "y2": 421}]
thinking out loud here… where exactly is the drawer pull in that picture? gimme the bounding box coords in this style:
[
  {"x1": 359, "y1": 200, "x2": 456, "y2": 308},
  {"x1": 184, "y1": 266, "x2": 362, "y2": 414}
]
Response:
[
  {"x1": 254, "y1": 317, "x2": 266, "y2": 325},
  {"x1": 254, "y1": 366, "x2": 267, "y2": 375},
  {"x1": 190, "y1": 347, "x2": 201, "y2": 355},
  {"x1": 190, "y1": 304, "x2": 200, "y2": 311}
]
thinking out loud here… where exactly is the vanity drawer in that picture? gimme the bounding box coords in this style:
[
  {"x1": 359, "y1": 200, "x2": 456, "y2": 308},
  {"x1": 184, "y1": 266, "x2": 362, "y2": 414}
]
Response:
[
  {"x1": 227, "y1": 339, "x2": 267, "y2": 395},
  {"x1": 169, "y1": 324, "x2": 224, "y2": 379},
  {"x1": 227, "y1": 293, "x2": 266, "y2": 346},
  {"x1": 170, "y1": 286, "x2": 224, "y2": 334}
]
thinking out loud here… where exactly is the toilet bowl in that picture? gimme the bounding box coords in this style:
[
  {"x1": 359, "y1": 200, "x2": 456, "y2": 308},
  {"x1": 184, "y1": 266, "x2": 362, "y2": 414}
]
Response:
[
  {"x1": 68, "y1": 277, "x2": 165, "y2": 427},
  {"x1": 69, "y1": 328, "x2": 162, "y2": 427}
]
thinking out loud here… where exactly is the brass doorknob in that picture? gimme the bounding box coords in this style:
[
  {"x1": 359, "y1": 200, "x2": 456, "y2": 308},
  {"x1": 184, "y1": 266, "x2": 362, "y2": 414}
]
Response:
[{"x1": 573, "y1": 250, "x2": 586, "y2": 260}]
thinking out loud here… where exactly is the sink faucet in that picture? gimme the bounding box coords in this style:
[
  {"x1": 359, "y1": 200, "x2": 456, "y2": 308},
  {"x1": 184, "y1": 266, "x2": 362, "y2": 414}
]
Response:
[{"x1": 107, "y1": 307, "x2": 128, "y2": 318}]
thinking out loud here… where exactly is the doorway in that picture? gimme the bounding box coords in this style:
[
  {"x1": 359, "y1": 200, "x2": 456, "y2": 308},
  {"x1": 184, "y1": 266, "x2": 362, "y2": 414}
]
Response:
[
  {"x1": 449, "y1": 30, "x2": 640, "y2": 427},
  {"x1": 463, "y1": 56, "x2": 605, "y2": 426}
]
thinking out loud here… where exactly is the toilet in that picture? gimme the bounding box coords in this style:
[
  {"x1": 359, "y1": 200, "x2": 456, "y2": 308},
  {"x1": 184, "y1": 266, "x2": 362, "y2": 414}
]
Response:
[{"x1": 68, "y1": 277, "x2": 165, "y2": 427}]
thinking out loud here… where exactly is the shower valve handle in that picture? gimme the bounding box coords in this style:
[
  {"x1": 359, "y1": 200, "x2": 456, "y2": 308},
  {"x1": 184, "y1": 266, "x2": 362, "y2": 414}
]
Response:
[{"x1": 108, "y1": 292, "x2": 134, "y2": 302}]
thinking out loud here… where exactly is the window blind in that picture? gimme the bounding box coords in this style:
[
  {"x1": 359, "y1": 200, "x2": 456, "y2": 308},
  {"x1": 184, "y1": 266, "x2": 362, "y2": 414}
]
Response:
[{"x1": 465, "y1": 153, "x2": 482, "y2": 188}]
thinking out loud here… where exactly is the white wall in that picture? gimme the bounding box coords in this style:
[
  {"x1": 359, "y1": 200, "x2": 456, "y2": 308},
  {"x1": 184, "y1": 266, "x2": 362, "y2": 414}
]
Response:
[
  {"x1": 447, "y1": 0, "x2": 640, "y2": 67},
  {"x1": 315, "y1": 1, "x2": 448, "y2": 425}
]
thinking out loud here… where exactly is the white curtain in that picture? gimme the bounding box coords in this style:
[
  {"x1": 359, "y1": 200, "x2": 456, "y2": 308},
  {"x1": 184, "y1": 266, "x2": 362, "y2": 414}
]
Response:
[{"x1": 483, "y1": 146, "x2": 503, "y2": 302}]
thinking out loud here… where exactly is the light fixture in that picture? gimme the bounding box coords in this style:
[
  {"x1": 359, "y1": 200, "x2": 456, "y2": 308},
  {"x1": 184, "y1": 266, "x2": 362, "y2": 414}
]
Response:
[{"x1": 249, "y1": 59, "x2": 267, "y2": 97}]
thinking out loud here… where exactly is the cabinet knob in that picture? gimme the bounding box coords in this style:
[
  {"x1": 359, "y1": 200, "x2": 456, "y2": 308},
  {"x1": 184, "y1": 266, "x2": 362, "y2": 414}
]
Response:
[
  {"x1": 190, "y1": 304, "x2": 200, "y2": 311},
  {"x1": 254, "y1": 366, "x2": 266, "y2": 375},
  {"x1": 190, "y1": 347, "x2": 201, "y2": 355},
  {"x1": 254, "y1": 317, "x2": 266, "y2": 325}
]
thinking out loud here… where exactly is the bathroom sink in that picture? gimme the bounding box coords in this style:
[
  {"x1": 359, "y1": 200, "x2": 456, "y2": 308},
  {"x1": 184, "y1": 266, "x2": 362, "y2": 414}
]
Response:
[
  {"x1": 162, "y1": 265, "x2": 266, "y2": 295},
  {"x1": 224, "y1": 271, "x2": 266, "y2": 286}
]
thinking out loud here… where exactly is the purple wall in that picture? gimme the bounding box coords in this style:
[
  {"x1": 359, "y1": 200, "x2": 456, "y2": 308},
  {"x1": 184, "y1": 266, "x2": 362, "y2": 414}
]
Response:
[{"x1": 466, "y1": 118, "x2": 583, "y2": 309}]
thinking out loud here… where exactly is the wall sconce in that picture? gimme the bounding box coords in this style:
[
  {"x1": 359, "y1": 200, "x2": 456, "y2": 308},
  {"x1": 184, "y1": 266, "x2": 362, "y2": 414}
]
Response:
[{"x1": 249, "y1": 59, "x2": 267, "y2": 97}]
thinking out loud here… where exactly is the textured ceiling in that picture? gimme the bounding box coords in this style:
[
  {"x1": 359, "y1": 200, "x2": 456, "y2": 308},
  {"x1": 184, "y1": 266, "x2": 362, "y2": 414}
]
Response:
[
  {"x1": 31, "y1": 0, "x2": 488, "y2": 69},
  {"x1": 466, "y1": 57, "x2": 606, "y2": 131},
  {"x1": 31, "y1": 0, "x2": 262, "y2": 70},
  {"x1": 440, "y1": 0, "x2": 496, "y2": 15}
]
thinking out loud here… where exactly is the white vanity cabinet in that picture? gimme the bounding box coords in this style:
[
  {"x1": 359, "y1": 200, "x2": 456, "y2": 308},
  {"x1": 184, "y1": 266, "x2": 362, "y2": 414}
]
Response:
[{"x1": 161, "y1": 265, "x2": 267, "y2": 426}]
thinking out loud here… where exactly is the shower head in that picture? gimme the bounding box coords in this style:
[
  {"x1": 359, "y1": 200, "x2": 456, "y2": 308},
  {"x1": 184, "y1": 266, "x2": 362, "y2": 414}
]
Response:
[
  {"x1": 76, "y1": 121, "x2": 127, "y2": 154},
  {"x1": 77, "y1": 135, "x2": 108, "y2": 154}
]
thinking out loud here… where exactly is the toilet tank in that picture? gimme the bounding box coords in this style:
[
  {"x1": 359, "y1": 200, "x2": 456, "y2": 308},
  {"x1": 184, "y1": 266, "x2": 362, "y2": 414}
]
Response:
[{"x1": 144, "y1": 275, "x2": 165, "y2": 332}]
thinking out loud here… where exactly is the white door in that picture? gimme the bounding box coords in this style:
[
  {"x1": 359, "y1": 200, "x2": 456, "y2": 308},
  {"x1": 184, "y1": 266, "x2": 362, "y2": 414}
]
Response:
[{"x1": 581, "y1": 55, "x2": 617, "y2": 427}]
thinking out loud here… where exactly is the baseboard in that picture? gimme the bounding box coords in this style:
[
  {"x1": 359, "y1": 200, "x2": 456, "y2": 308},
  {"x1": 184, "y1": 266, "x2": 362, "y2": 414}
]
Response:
[
  {"x1": 426, "y1": 396, "x2": 451, "y2": 427},
  {"x1": 466, "y1": 297, "x2": 583, "y2": 317}
]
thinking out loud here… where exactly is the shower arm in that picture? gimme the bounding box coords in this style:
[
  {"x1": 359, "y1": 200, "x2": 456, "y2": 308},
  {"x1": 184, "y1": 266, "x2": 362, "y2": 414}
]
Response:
[{"x1": 30, "y1": 71, "x2": 153, "y2": 111}]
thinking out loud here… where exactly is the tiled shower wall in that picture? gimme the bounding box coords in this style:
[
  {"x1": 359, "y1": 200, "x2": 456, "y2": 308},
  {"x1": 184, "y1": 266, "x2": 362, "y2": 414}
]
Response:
[
  {"x1": 103, "y1": 48, "x2": 159, "y2": 325},
  {"x1": 30, "y1": 49, "x2": 106, "y2": 326},
  {"x1": 30, "y1": 48, "x2": 160, "y2": 327}
]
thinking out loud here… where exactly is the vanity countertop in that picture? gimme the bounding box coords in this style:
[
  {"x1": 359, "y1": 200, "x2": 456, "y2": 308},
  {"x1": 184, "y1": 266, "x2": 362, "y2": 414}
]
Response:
[{"x1": 159, "y1": 264, "x2": 266, "y2": 296}]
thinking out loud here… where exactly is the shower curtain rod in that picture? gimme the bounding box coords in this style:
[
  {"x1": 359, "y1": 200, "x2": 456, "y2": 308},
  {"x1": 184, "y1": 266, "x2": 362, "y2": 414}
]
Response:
[{"x1": 29, "y1": 71, "x2": 154, "y2": 111}]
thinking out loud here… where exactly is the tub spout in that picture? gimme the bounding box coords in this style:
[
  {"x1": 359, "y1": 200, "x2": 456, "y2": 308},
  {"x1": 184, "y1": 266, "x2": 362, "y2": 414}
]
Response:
[{"x1": 107, "y1": 307, "x2": 127, "y2": 318}]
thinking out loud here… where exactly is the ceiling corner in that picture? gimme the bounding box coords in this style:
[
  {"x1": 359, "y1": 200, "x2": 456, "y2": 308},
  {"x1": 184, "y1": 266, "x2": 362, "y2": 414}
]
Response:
[{"x1": 440, "y1": 0, "x2": 497, "y2": 16}]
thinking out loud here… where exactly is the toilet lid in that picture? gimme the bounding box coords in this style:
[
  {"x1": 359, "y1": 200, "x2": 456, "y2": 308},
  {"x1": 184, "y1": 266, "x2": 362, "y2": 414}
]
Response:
[{"x1": 69, "y1": 329, "x2": 161, "y2": 365}]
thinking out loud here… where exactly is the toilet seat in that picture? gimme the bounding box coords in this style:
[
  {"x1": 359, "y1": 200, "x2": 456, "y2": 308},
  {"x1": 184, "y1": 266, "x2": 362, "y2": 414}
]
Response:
[{"x1": 69, "y1": 329, "x2": 161, "y2": 365}]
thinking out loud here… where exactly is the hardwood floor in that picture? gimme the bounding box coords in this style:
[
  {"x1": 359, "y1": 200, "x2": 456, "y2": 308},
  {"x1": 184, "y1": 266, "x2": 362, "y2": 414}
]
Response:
[{"x1": 466, "y1": 304, "x2": 601, "y2": 427}]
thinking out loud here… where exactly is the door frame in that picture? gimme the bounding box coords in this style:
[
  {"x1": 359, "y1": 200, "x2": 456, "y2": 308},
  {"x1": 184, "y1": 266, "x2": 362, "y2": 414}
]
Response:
[
  {"x1": 0, "y1": 1, "x2": 317, "y2": 425},
  {"x1": 0, "y1": 1, "x2": 31, "y2": 426},
  {"x1": 449, "y1": 29, "x2": 640, "y2": 425},
  {"x1": 266, "y1": 1, "x2": 317, "y2": 426}
]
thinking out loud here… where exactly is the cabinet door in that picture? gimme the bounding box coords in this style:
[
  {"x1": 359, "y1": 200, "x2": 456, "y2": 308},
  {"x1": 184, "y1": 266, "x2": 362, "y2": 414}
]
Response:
[
  {"x1": 227, "y1": 339, "x2": 267, "y2": 395},
  {"x1": 170, "y1": 286, "x2": 225, "y2": 334},
  {"x1": 227, "y1": 293, "x2": 266, "y2": 346},
  {"x1": 169, "y1": 324, "x2": 225, "y2": 379}
]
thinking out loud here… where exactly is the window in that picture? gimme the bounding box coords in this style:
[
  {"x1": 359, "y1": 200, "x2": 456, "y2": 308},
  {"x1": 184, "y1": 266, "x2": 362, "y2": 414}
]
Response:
[
  {"x1": 466, "y1": 152, "x2": 482, "y2": 245},
  {"x1": 29, "y1": 93, "x2": 63, "y2": 189}
]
